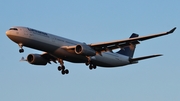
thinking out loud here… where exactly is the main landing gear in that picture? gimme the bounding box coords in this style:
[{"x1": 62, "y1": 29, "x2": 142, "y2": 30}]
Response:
[
  {"x1": 86, "y1": 62, "x2": 97, "y2": 70},
  {"x1": 89, "y1": 64, "x2": 97, "y2": 70},
  {"x1": 86, "y1": 57, "x2": 97, "y2": 70},
  {"x1": 18, "y1": 43, "x2": 24, "y2": 53},
  {"x1": 57, "y1": 59, "x2": 69, "y2": 75}
]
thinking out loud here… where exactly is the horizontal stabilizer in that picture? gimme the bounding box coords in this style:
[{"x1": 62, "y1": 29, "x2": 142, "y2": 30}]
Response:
[{"x1": 130, "y1": 54, "x2": 162, "y2": 63}]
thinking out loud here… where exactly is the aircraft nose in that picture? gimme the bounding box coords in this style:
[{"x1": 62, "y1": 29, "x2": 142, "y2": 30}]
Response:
[{"x1": 6, "y1": 30, "x2": 11, "y2": 36}]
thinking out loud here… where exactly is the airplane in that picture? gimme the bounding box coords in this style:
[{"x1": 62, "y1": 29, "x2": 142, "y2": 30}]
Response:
[{"x1": 6, "y1": 26, "x2": 176, "y2": 75}]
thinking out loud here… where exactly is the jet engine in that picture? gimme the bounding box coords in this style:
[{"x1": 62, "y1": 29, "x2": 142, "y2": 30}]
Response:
[
  {"x1": 27, "y1": 54, "x2": 48, "y2": 65},
  {"x1": 75, "y1": 44, "x2": 96, "y2": 56}
]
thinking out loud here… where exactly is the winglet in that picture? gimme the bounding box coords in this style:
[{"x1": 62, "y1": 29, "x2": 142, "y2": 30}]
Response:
[{"x1": 167, "y1": 27, "x2": 176, "y2": 34}]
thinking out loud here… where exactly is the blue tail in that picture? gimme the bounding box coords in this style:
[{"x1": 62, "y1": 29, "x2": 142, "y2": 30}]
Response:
[{"x1": 117, "y1": 33, "x2": 139, "y2": 58}]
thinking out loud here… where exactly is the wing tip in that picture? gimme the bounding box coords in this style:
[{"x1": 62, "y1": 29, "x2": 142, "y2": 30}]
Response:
[
  {"x1": 167, "y1": 27, "x2": 176, "y2": 34},
  {"x1": 155, "y1": 54, "x2": 163, "y2": 57}
]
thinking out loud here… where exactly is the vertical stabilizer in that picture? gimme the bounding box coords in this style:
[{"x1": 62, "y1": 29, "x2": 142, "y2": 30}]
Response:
[{"x1": 117, "y1": 33, "x2": 139, "y2": 58}]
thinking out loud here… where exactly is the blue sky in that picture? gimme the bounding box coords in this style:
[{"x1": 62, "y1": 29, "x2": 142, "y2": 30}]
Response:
[{"x1": 0, "y1": 0, "x2": 180, "y2": 101}]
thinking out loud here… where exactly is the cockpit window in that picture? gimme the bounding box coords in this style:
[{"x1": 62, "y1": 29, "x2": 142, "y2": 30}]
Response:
[{"x1": 9, "y1": 28, "x2": 18, "y2": 31}]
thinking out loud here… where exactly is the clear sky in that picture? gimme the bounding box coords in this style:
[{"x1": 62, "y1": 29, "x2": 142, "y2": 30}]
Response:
[{"x1": 0, "y1": 0, "x2": 180, "y2": 101}]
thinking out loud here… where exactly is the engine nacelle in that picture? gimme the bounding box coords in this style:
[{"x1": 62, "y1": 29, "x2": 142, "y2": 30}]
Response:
[
  {"x1": 75, "y1": 44, "x2": 96, "y2": 56},
  {"x1": 27, "y1": 54, "x2": 48, "y2": 65}
]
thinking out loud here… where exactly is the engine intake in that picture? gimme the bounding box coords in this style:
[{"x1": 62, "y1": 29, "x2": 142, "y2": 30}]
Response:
[
  {"x1": 27, "y1": 54, "x2": 48, "y2": 65},
  {"x1": 75, "y1": 44, "x2": 96, "y2": 56}
]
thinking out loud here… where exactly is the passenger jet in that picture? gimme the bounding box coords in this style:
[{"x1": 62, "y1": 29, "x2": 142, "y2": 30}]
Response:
[{"x1": 6, "y1": 26, "x2": 176, "y2": 75}]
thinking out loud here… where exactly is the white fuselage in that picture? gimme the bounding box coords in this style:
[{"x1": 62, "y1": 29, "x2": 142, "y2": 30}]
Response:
[{"x1": 6, "y1": 26, "x2": 130, "y2": 67}]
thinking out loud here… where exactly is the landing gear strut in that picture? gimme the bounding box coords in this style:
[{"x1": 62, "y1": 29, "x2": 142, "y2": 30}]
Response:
[
  {"x1": 18, "y1": 43, "x2": 24, "y2": 53},
  {"x1": 57, "y1": 59, "x2": 69, "y2": 75}
]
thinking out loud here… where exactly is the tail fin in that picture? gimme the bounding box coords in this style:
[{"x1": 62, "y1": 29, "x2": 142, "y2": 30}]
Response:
[{"x1": 117, "y1": 33, "x2": 139, "y2": 58}]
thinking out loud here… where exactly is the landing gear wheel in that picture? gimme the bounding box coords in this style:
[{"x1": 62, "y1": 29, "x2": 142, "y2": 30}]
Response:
[
  {"x1": 89, "y1": 64, "x2": 96, "y2": 70},
  {"x1": 65, "y1": 69, "x2": 69, "y2": 74},
  {"x1": 89, "y1": 65, "x2": 93, "y2": 70},
  {"x1": 85, "y1": 62, "x2": 89, "y2": 66},
  {"x1": 58, "y1": 66, "x2": 62, "y2": 71},
  {"x1": 61, "y1": 69, "x2": 69, "y2": 75},
  {"x1": 19, "y1": 49, "x2": 24, "y2": 53},
  {"x1": 93, "y1": 65, "x2": 97, "y2": 69},
  {"x1": 58, "y1": 66, "x2": 65, "y2": 71},
  {"x1": 61, "y1": 70, "x2": 66, "y2": 75},
  {"x1": 58, "y1": 66, "x2": 69, "y2": 75},
  {"x1": 61, "y1": 65, "x2": 65, "y2": 70}
]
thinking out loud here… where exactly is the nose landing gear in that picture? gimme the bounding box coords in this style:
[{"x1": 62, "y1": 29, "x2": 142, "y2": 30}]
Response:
[
  {"x1": 18, "y1": 43, "x2": 24, "y2": 53},
  {"x1": 19, "y1": 49, "x2": 24, "y2": 53}
]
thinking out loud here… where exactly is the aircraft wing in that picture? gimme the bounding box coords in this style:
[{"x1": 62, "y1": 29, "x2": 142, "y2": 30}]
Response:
[
  {"x1": 63, "y1": 27, "x2": 176, "y2": 52},
  {"x1": 41, "y1": 52, "x2": 57, "y2": 64},
  {"x1": 89, "y1": 27, "x2": 176, "y2": 51}
]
